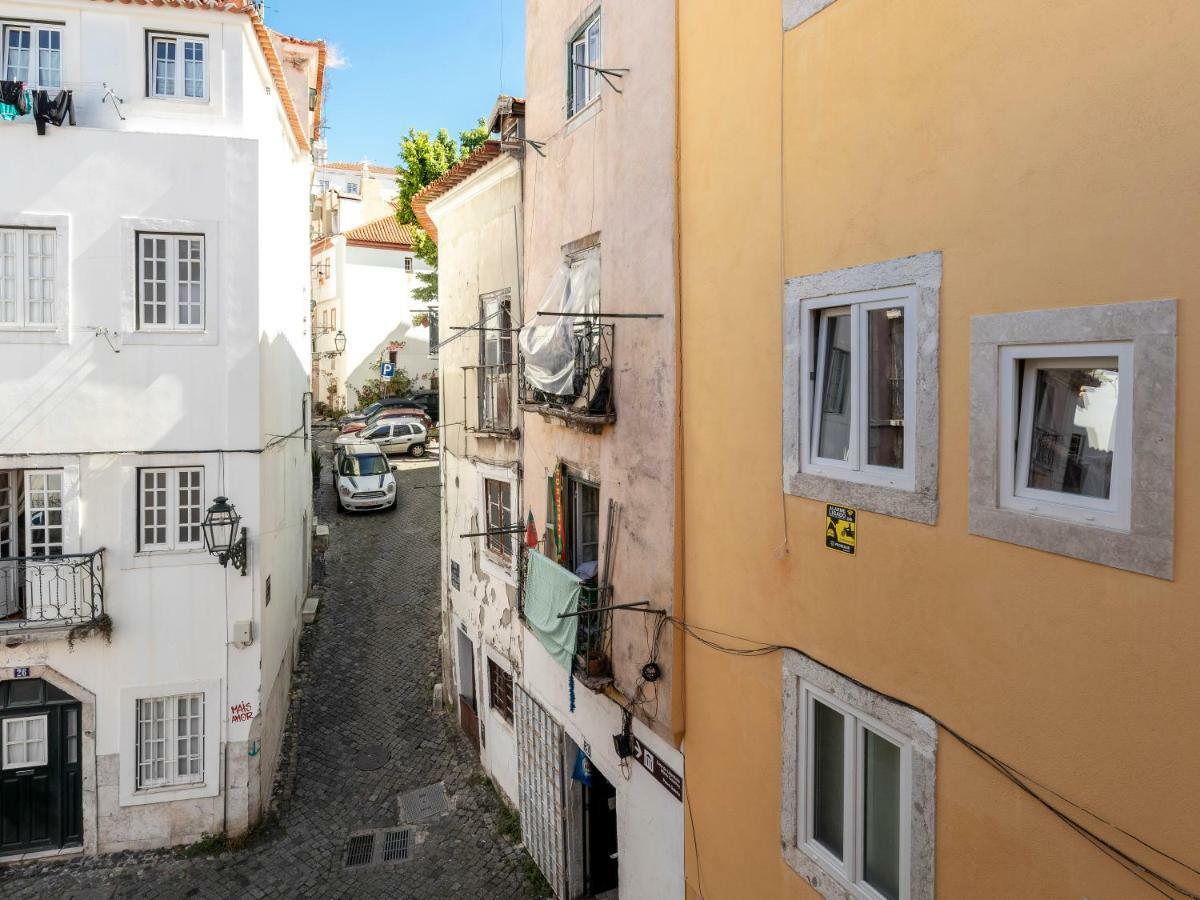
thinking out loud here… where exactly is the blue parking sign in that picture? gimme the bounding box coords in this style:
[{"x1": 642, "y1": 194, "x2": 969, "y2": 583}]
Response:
[{"x1": 381, "y1": 362, "x2": 396, "y2": 379}]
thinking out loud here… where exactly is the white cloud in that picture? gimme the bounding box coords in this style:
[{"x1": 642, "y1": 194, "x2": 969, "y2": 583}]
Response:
[{"x1": 325, "y1": 44, "x2": 350, "y2": 70}]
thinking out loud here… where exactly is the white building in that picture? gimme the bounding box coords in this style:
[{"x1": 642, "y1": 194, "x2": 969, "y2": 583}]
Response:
[
  {"x1": 415, "y1": 98, "x2": 526, "y2": 808},
  {"x1": 0, "y1": 0, "x2": 321, "y2": 858},
  {"x1": 313, "y1": 159, "x2": 400, "y2": 234},
  {"x1": 310, "y1": 214, "x2": 436, "y2": 411}
]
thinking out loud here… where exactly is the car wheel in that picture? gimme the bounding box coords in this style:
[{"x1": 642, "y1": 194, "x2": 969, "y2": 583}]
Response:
[
  {"x1": 389, "y1": 494, "x2": 400, "y2": 512},
  {"x1": 409, "y1": 443, "x2": 426, "y2": 458},
  {"x1": 336, "y1": 494, "x2": 347, "y2": 515}
]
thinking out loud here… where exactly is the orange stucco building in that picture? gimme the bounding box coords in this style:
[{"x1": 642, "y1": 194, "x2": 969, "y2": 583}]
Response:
[{"x1": 678, "y1": 1, "x2": 1198, "y2": 897}]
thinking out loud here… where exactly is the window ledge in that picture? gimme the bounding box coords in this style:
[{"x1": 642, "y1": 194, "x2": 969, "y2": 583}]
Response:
[
  {"x1": 520, "y1": 402, "x2": 614, "y2": 434},
  {"x1": 562, "y1": 95, "x2": 602, "y2": 138}
]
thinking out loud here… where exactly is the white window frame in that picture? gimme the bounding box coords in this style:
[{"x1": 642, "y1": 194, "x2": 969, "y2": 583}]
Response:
[
  {"x1": 137, "y1": 232, "x2": 205, "y2": 332},
  {"x1": 0, "y1": 227, "x2": 57, "y2": 329},
  {"x1": 997, "y1": 341, "x2": 1132, "y2": 531},
  {"x1": 2, "y1": 22, "x2": 63, "y2": 91},
  {"x1": 135, "y1": 693, "x2": 205, "y2": 790},
  {"x1": 138, "y1": 467, "x2": 205, "y2": 553},
  {"x1": 799, "y1": 286, "x2": 917, "y2": 491},
  {"x1": 2, "y1": 714, "x2": 49, "y2": 769},
  {"x1": 404, "y1": 256, "x2": 413, "y2": 274},
  {"x1": 147, "y1": 32, "x2": 208, "y2": 101},
  {"x1": 799, "y1": 684, "x2": 912, "y2": 900},
  {"x1": 567, "y1": 11, "x2": 601, "y2": 118}
]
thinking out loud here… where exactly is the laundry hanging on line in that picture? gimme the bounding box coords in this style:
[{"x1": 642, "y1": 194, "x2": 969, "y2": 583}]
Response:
[
  {"x1": 33, "y1": 89, "x2": 75, "y2": 135},
  {"x1": 0, "y1": 81, "x2": 31, "y2": 121}
]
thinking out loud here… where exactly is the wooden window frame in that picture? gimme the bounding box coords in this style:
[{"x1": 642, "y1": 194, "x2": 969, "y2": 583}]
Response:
[
  {"x1": 135, "y1": 693, "x2": 205, "y2": 790},
  {"x1": 138, "y1": 467, "x2": 204, "y2": 553},
  {"x1": 2, "y1": 22, "x2": 63, "y2": 91},
  {"x1": 137, "y1": 232, "x2": 205, "y2": 332},
  {"x1": 0, "y1": 227, "x2": 57, "y2": 329},
  {"x1": 487, "y1": 657, "x2": 514, "y2": 725},
  {"x1": 146, "y1": 32, "x2": 208, "y2": 101}
]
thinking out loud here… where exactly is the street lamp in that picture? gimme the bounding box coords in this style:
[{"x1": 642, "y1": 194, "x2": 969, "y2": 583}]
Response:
[
  {"x1": 203, "y1": 496, "x2": 249, "y2": 576},
  {"x1": 334, "y1": 329, "x2": 346, "y2": 353}
]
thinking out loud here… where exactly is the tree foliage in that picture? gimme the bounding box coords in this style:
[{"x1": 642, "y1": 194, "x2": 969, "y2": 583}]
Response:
[
  {"x1": 395, "y1": 118, "x2": 492, "y2": 305},
  {"x1": 352, "y1": 360, "x2": 414, "y2": 411}
]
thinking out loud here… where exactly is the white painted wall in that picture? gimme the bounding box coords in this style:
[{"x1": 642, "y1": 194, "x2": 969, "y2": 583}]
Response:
[
  {"x1": 523, "y1": 635, "x2": 685, "y2": 900},
  {"x1": 0, "y1": 0, "x2": 313, "y2": 851},
  {"x1": 430, "y1": 152, "x2": 524, "y2": 805}
]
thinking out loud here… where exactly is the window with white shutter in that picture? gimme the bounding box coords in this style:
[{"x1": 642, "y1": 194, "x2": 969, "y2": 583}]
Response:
[
  {"x1": 0, "y1": 227, "x2": 56, "y2": 329},
  {"x1": 136, "y1": 694, "x2": 204, "y2": 789},
  {"x1": 138, "y1": 234, "x2": 205, "y2": 331},
  {"x1": 139, "y1": 468, "x2": 204, "y2": 552}
]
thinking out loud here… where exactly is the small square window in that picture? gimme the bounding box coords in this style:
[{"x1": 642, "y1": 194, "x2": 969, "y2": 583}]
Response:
[
  {"x1": 2, "y1": 714, "x2": 48, "y2": 769},
  {"x1": 487, "y1": 658, "x2": 514, "y2": 724},
  {"x1": 998, "y1": 343, "x2": 1131, "y2": 531},
  {"x1": 969, "y1": 298, "x2": 1175, "y2": 578}
]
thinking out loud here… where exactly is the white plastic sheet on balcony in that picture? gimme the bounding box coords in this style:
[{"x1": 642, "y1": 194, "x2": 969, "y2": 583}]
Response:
[{"x1": 518, "y1": 256, "x2": 600, "y2": 396}]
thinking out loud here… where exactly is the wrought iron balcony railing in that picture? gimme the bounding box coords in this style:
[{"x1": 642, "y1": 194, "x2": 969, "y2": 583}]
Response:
[
  {"x1": 519, "y1": 321, "x2": 615, "y2": 428},
  {"x1": 0, "y1": 549, "x2": 105, "y2": 633},
  {"x1": 517, "y1": 543, "x2": 613, "y2": 684}
]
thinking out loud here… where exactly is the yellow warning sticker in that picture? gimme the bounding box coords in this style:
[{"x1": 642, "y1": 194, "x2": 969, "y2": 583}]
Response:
[{"x1": 825, "y1": 504, "x2": 857, "y2": 555}]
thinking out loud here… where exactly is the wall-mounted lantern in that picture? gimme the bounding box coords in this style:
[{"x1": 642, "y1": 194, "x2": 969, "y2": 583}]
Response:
[{"x1": 203, "y1": 496, "x2": 249, "y2": 576}]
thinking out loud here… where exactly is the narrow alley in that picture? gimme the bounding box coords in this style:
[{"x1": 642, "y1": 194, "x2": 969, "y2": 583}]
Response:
[{"x1": 3, "y1": 450, "x2": 539, "y2": 899}]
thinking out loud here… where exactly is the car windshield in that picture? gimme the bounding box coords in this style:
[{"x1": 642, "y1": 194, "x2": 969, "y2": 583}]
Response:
[
  {"x1": 360, "y1": 403, "x2": 382, "y2": 418},
  {"x1": 340, "y1": 454, "x2": 389, "y2": 476}
]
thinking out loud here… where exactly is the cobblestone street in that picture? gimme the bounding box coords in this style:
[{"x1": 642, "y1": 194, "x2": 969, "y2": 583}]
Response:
[{"x1": 3, "y1": 444, "x2": 540, "y2": 899}]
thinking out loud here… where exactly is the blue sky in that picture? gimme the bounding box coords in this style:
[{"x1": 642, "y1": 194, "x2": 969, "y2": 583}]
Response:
[{"x1": 266, "y1": 0, "x2": 525, "y2": 166}]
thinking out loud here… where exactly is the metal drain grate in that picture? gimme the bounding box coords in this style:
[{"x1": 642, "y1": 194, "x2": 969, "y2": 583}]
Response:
[
  {"x1": 354, "y1": 745, "x2": 389, "y2": 771},
  {"x1": 343, "y1": 833, "x2": 375, "y2": 868},
  {"x1": 398, "y1": 781, "x2": 450, "y2": 822},
  {"x1": 381, "y1": 829, "x2": 412, "y2": 862},
  {"x1": 341, "y1": 828, "x2": 415, "y2": 870}
]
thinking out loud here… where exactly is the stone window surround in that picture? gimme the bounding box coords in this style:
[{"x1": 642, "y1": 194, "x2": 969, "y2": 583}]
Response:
[
  {"x1": 783, "y1": 252, "x2": 941, "y2": 525},
  {"x1": 783, "y1": 0, "x2": 841, "y2": 31},
  {"x1": 119, "y1": 678, "x2": 221, "y2": 808},
  {"x1": 0, "y1": 213, "x2": 71, "y2": 346},
  {"x1": 969, "y1": 298, "x2": 1176, "y2": 580},
  {"x1": 780, "y1": 650, "x2": 937, "y2": 900}
]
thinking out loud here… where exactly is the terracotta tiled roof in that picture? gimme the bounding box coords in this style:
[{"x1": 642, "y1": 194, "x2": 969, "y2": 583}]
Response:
[
  {"x1": 410, "y1": 141, "x2": 505, "y2": 244},
  {"x1": 88, "y1": 1, "x2": 319, "y2": 154},
  {"x1": 343, "y1": 216, "x2": 416, "y2": 249},
  {"x1": 323, "y1": 161, "x2": 399, "y2": 176}
]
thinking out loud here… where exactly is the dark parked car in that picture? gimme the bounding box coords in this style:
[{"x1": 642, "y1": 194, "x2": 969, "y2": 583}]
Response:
[
  {"x1": 406, "y1": 391, "x2": 440, "y2": 423},
  {"x1": 338, "y1": 396, "x2": 431, "y2": 428}
]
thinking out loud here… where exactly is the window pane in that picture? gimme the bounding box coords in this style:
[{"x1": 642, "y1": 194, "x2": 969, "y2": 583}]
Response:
[
  {"x1": 863, "y1": 729, "x2": 902, "y2": 900},
  {"x1": 0, "y1": 230, "x2": 19, "y2": 324},
  {"x1": 37, "y1": 29, "x2": 61, "y2": 89},
  {"x1": 154, "y1": 39, "x2": 176, "y2": 96},
  {"x1": 817, "y1": 313, "x2": 852, "y2": 461},
  {"x1": 183, "y1": 41, "x2": 205, "y2": 98},
  {"x1": 811, "y1": 700, "x2": 845, "y2": 859},
  {"x1": 1025, "y1": 365, "x2": 1118, "y2": 500},
  {"x1": 25, "y1": 231, "x2": 55, "y2": 325},
  {"x1": 867, "y1": 307, "x2": 905, "y2": 468},
  {"x1": 5, "y1": 27, "x2": 31, "y2": 83}
]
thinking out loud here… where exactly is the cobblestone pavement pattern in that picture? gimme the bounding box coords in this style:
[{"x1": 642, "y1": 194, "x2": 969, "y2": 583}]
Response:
[{"x1": 4, "y1": 443, "x2": 541, "y2": 899}]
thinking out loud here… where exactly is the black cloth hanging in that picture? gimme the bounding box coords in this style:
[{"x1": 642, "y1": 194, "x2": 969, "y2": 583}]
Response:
[
  {"x1": 32, "y1": 89, "x2": 74, "y2": 135},
  {"x1": 0, "y1": 80, "x2": 29, "y2": 115}
]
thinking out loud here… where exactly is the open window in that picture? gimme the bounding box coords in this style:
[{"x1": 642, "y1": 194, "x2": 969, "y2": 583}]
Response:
[{"x1": 567, "y1": 11, "x2": 601, "y2": 118}]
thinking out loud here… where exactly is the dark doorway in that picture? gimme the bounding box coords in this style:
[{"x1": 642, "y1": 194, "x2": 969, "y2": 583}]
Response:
[
  {"x1": 0, "y1": 678, "x2": 82, "y2": 856},
  {"x1": 582, "y1": 763, "x2": 618, "y2": 895}
]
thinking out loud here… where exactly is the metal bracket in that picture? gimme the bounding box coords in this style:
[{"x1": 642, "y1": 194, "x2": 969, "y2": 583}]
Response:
[{"x1": 220, "y1": 527, "x2": 249, "y2": 577}]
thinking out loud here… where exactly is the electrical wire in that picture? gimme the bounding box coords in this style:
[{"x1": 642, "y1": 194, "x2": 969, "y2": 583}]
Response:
[{"x1": 664, "y1": 616, "x2": 1200, "y2": 898}]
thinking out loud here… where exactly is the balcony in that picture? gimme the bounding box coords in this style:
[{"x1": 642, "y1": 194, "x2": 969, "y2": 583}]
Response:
[
  {"x1": 519, "y1": 321, "x2": 615, "y2": 432},
  {"x1": 518, "y1": 544, "x2": 613, "y2": 689},
  {"x1": 463, "y1": 363, "x2": 517, "y2": 436},
  {"x1": 0, "y1": 549, "x2": 106, "y2": 638}
]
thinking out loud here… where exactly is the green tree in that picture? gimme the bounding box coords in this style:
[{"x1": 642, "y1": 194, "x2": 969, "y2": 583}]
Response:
[{"x1": 395, "y1": 118, "x2": 491, "y2": 305}]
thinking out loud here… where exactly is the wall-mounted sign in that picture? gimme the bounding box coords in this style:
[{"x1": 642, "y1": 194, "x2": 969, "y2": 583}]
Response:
[
  {"x1": 630, "y1": 735, "x2": 682, "y2": 801},
  {"x1": 381, "y1": 361, "x2": 396, "y2": 380},
  {"x1": 825, "y1": 504, "x2": 857, "y2": 555},
  {"x1": 13, "y1": 667, "x2": 30, "y2": 678},
  {"x1": 450, "y1": 560, "x2": 461, "y2": 590}
]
